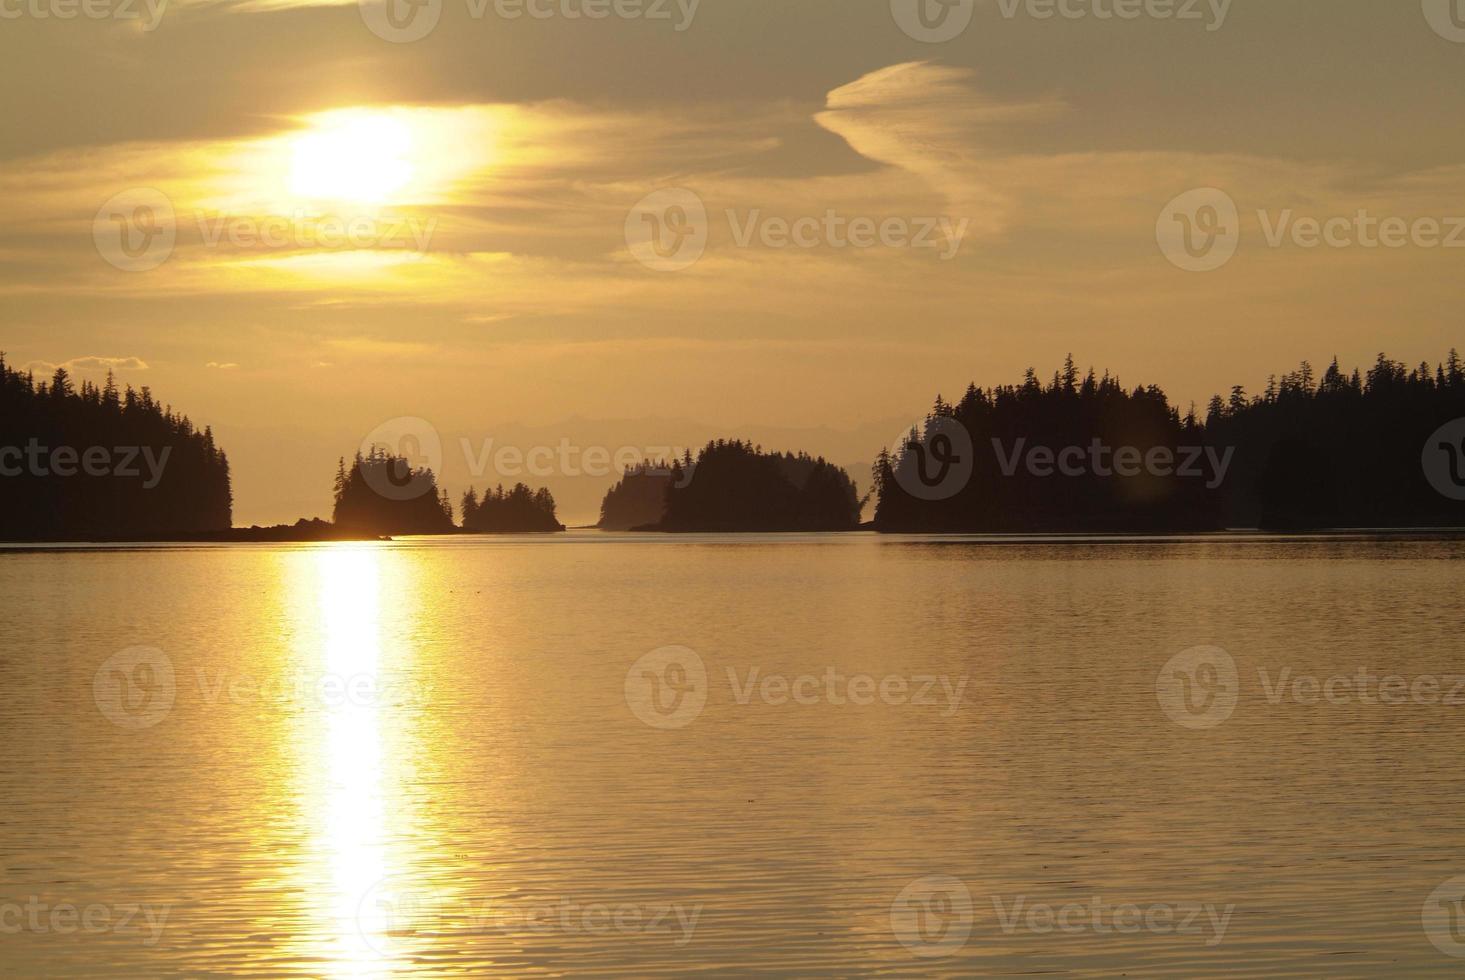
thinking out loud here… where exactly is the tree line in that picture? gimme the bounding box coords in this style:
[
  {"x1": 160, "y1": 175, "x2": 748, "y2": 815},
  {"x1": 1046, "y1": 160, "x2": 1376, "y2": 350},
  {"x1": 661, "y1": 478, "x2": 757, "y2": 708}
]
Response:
[
  {"x1": 8, "y1": 348, "x2": 1462, "y2": 539},
  {"x1": 461, "y1": 483, "x2": 564, "y2": 532},
  {"x1": 1206, "y1": 352, "x2": 1465, "y2": 529},
  {"x1": 332, "y1": 448, "x2": 564, "y2": 534},
  {"x1": 874, "y1": 351, "x2": 1465, "y2": 532},
  {"x1": 605, "y1": 441, "x2": 863, "y2": 532},
  {"x1": 0, "y1": 355, "x2": 232, "y2": 540},
  {"x1": 598, "y1": 461, "x2": 676, "y2": 530},
  {"x1": 332, "y1": 448, "x2": 457, "y2": 534}
]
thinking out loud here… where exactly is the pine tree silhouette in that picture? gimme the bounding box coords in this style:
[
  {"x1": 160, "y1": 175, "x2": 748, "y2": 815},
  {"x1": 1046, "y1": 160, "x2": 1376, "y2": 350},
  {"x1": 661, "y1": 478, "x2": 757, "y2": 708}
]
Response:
[
  {"x1": 874, "y1": 351, "x2": 1465, "y2": 533},
  {"x1": 0, "y1": 354, "x2": 232, "y2": 539}
]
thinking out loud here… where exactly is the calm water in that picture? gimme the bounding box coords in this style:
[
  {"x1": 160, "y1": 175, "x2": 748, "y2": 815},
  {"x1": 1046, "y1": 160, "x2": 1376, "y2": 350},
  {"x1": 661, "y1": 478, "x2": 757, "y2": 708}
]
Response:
[{"x1": 3, "y1": 532, "x2": 1464, "y2": 976}]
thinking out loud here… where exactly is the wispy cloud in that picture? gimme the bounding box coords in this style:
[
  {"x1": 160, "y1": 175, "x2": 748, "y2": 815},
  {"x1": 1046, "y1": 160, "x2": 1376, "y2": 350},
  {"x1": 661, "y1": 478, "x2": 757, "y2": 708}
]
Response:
[
  {"x1": 815, "y1": 61, "x2": 1064, "y2": 238},
  {"x1": 22, "y1": 355, "x2": 150, "y2": 374}
]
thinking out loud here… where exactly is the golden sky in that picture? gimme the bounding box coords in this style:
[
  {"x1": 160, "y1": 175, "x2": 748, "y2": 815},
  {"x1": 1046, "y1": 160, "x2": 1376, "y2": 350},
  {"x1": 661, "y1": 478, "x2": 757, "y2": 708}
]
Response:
[{"x1": 3, "y1": 0, "x2": 1464, "y2": 524}]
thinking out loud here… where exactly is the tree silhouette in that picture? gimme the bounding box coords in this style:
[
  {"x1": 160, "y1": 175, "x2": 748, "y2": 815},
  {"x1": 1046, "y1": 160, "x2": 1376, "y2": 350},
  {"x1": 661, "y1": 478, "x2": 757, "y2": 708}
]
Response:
[
  {"x1": 1208, "y1": 350, "x2": 1465, "y2": 529},
  {"x1": 597, "y1": 461, "x2": 676, "y2": 530},
  {"x1": 874, "y1": 351, "x2": 1465, "y2": 533},
  {"x1": 874, "y1": 359, "x2": 1216, "y2": 532},
  {"x1": 0, "y1": 355, "x2": 232, "y2": 540},
  {"x1": 461, "y1": 482, "x2": 564, "y2": 532},
  {"x1": 331, "y1": 446, "x2": 455, "y2": 535},
  {"x1": 645, "y1": 440, "x2": 861, "y2": 532}
]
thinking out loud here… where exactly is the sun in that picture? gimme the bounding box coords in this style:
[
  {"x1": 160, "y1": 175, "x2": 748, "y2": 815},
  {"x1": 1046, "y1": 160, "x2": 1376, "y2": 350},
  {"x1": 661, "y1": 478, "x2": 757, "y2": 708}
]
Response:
[{"x1": 289, "y1": 111, "x2": 414, "y2": 204}]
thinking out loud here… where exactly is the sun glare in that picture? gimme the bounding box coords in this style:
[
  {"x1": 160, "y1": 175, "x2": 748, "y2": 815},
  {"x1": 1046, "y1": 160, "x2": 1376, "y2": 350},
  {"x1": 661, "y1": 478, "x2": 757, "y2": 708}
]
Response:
[{"x1": 290, "y1": 111, "x2": 414, "y2": 204}]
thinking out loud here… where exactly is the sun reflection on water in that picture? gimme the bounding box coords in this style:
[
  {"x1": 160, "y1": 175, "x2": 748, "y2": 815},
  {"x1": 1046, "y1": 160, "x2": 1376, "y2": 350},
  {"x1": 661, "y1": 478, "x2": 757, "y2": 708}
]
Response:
[{"x1": 314, "y1": 545, "x2": 391, "y2": 976}]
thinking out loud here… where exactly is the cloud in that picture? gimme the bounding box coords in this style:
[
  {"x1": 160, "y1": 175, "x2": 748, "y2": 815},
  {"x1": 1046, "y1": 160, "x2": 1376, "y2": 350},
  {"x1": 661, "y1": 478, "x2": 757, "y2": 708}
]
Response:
[
  {"x1": 22, "y1": 355, "x2": 150, "y2": 374},
  {"x1": 4, "y1": 62, "x2": 1464, "y2": 363},
  {"x1": 205, "y1": 361, "x2": 240, "y2": 369},
  {"x1": 815, "y1": 61, "x2": 1065, "y2": 238}
]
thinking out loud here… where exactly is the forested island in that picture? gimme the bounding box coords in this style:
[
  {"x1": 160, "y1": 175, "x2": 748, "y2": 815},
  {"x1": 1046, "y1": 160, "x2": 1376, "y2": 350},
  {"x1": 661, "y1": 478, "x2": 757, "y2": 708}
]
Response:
[
  {"x1": 332, "y1": 449, "x2": 457, "y2": 535},
  {"x1": 658, "y1": 443, "x2": 862, "y2": 531},
  {"x1": 461, "y1": 484, "x2": 565, "y2": 533},
  {"x1": 0, "y1": 356, "x2": 565, "y2": 540},
  {"x1": 599, "y1": 443, "x2": 863, "y2": 532},
  {"x1": 872, "y1": 351, "x2": 1465, "y2": 533},
  {"x1": 332, "y1": 450, "x2": 565, "y2": 535}
]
